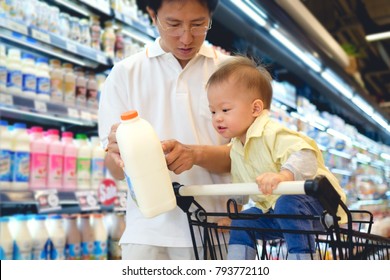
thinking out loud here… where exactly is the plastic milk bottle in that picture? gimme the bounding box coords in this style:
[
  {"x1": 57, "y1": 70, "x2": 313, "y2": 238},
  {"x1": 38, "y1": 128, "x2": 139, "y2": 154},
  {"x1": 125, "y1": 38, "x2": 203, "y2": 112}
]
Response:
[
  {"x1": 0, "y1": 120, "x2": 12, "y2": 190},
  {"x1": 92, "y1": 213, "x2": 107, "y2": 260},
  {"x1": 29, "y1": 126, "x2": 48, "y2": 190},
  {"x1": 10, "y1": 215, "x2": 33, "y2": 260},
  {"x1": 47, "y1": 215, "x2": 66, "y2": 260},
  {"x1": 11, "y1": 122, "x2": 30, "y2": 191},
  {"x1": 46, "y1": 129, "x2": 64, "y2": 189},
  {"x1": 29, "y1": 215, "x2": 50, "y2": 260},
  {"x1": 64, "y1": 214, "x2": 81, "y2": 260},
  {"x1": 76, "y1": 133, "x2": 92, "y2": 190},
  {"x1": 80, "y1": 214, "x2": 94, "y2": 260},
  {"x1": 90, "y1": 136, "x2": 105, "y2": 190},
  {"x1": 61, "y1": 131, "x2": 78, "y2": 191},
  {"x1": 0, "y1": 217, "x2": 13, "y2": 260},
  {"x1": 116, "y1": 110, "x2": 176, "y2": 218}
]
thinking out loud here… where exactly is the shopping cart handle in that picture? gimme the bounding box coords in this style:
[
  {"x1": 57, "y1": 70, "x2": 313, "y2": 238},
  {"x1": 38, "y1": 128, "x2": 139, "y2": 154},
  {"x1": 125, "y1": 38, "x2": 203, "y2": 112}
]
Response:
[{"x1": 174, "y1": 175, "x2": 341, "y2": 215}]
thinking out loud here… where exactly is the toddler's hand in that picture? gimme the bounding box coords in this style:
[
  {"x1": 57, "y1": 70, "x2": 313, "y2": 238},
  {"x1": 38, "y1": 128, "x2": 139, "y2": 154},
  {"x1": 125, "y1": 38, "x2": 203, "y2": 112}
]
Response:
[{"x1": 256, "y1": 171, "x2": 293, "y2": 195}]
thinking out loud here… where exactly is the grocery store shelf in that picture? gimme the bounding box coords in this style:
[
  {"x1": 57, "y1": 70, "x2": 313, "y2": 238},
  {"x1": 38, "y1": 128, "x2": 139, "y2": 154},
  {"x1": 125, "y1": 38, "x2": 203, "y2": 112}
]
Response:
[
  {"x1": 0, "y1": 92, "x2": 97, "y2": 127},
  {"x1": 0, "y1": 15, "x2": 112, "y2": 68},
  {"x1": 0, "y1": 190, "x2": 123, "y2": 215}
]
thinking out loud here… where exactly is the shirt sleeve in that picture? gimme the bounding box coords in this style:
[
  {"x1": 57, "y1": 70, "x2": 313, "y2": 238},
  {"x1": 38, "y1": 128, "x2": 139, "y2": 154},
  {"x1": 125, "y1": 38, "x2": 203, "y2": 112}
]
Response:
[{"x1": 281, "y1": 149, "x2": 318, "y2": 180}]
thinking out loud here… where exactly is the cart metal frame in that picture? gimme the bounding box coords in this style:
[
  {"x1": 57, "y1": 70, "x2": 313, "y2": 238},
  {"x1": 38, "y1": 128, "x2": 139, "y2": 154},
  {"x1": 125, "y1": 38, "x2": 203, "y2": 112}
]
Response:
[{"x1": 174, "y1": 176, "x2": 390, "y2": 260}]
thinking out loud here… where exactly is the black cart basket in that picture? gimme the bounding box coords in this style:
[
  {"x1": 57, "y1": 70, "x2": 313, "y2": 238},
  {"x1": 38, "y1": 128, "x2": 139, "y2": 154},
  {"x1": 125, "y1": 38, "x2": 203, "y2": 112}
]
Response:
[{"x1": 174, "y1": 176, "x2": 390, "y2": 260}]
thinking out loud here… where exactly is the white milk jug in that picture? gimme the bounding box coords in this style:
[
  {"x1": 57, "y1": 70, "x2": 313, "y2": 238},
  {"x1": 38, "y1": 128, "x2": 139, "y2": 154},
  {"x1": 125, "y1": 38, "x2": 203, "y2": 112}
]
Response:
[{"x1": 116, "y1": 110, "x2": 176, "y2": 218}]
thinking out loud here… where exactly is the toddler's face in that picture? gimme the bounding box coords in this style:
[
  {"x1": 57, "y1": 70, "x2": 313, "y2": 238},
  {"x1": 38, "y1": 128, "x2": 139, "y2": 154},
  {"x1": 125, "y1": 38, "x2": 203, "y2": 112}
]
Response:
[{"x1": 207, "y1": 79, "x2": 260, "y2": 144}]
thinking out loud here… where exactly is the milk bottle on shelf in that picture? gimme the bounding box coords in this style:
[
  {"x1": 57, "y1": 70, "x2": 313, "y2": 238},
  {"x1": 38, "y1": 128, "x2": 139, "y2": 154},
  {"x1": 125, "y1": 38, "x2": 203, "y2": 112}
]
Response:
[
  {"x1": 0, "y1": 217, "x2": 13, "y2": 260},
  {"x1": 92, "y1": 213, "x2": 108, "y2": 260},
  {"x1": 46, "y1": 129, "x2": 64, "y2": 190},
  {"x1": 116, "y1": 110, "x2": 176, "y2": 218},
  {"x1": 29, "y1": 126, "x2": 48, "y2": 190},
  {"x1": 35, "y1": 57, "x2": 51, "y2": 100},
  {"x1": 80, "y1": 214, "x2": 94, "y2": 260},
  {"x1": 49, "y1": 59, "x2": 64, "y2": 103},
  {"x1": 64, "y1": 214, "x2": 81, "y2": 260},
  {"x1": 11, "y1": 122, "x2": 30, "y2": 191},
  {"x1": 29, "y1": 215, "x2": 50, "y2": 260},
  {"x1": 61, "y1": 131, "x2": 78, "y2": 191},
  {"x1": 76, "y1": 133, "x2": 92, "y2": 190},
  {"x1": 108, "y1": 213, "x2": 125, "y2": 260},
  {"x1": 0, "y1": 120, "x2": 12, "y2": 190},
  {"x1": 10, "y1": 215, "x2": 33, "y2": 260},
  {"x1": 47, "y1": 214, "x2": 66, "y2": 260},
  {"x1": 90, "y1": 136, "x2": 105, "y2": 190},
  {"x1": 63, "y1": 63, "x2": 76, "y2": 105},
  {"x1": 0, "y1": 43, "x2": 7, "y2": 92},
  {"x1": 6, "y1": 48, "x2": 22, "y2": 95},
  {"x1": 21, "y1": 53, "x2": 37, "y2": 98}
]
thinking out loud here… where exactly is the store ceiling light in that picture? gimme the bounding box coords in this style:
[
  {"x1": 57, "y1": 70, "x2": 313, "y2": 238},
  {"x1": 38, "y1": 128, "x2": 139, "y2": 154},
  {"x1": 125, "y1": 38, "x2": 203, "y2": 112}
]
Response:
[
  {"x1": 321, "y1": 69, "x2": 353, "y2": 99},
  {"x1": 351, "y1": 95, "x2": 374, "y2": 117},
  {"x1": 269, "y1": 28, "x2": 322, "y2": 73},
  {"x1": 230, "y1": 0, "x2": 267, "y2": 27},
  {"x1": 55, "y1": 0, "x2": 90, "y2": 17},
  {"x1": 365, "y1": 30, "x2": 390, "y2": 42},
  {"x1": 371, "y1": 113, "x2": 389, "y2": 131}
]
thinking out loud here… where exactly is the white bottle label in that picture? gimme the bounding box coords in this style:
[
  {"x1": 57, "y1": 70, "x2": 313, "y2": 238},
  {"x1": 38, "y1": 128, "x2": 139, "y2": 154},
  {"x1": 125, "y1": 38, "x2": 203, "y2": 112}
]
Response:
[{"x1": 12, "y1": 151, "x2": 30, "y2": 183}]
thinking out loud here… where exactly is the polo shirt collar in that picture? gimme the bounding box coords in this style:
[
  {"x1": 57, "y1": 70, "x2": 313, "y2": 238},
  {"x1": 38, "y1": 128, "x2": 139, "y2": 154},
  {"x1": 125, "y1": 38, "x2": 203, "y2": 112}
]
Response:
[
  {"x1": 246, "y1": 110, "x2": 271, "y2": 140},
  {"x1": 146, "y1": 37, "x2": 217, "y2": 59}
]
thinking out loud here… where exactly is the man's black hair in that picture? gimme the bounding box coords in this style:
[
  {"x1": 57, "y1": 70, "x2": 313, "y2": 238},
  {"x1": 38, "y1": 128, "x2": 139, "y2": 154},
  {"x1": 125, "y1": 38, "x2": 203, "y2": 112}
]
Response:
[{"x1": 146, "y1": 0, "x2": 219, "y2": 14}]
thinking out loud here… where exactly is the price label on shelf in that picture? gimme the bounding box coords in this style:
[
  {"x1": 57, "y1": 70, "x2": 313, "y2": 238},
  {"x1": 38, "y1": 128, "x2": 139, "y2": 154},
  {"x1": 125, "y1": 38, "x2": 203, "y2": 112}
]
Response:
[
  {"x1": 68, "y1": 107, "x2": 79, "y2": 119},
  {"x1": 31, "y1": 29, "x2": 51, "y2": 44},
  {"x1": 80, "y1": 111, "x2": 91, "y2": 121},
  {"x1": 6, "y1": 19, "x2": 28, "y2": 35},
  {"x1": 34, "y1": 190, "x2": 62, "y2": 213},
  {"x1": 114, "y1": 191, "x2": 127, "y2": 212},
  {"x1": 34, "y1": 100, "x2": 47, "y2": 113},
  {"x1": 66, "y1": 42, "x2": 77, "y2": 53},
  {"x1": 96, "y1": 53, "x2": 107, "y2": 64},
  {"x1": 0, "y1": 93, "x2": 14, "y2": 106},
  {"x1": 75, "y1": 190, "x2": 100, "y2": 212}
]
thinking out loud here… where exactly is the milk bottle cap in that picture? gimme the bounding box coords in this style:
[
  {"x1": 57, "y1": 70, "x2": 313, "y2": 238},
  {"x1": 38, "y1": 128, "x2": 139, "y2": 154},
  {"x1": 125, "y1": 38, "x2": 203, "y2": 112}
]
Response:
[
  {"x1": 120, "y1": 110, "x2": 138, "y2": 120},
  {"x1": 62, "y1": 131, "x2": 74, "y2": 138},
  {"x1": 13, "y1": 123, "x2": 27, "y2": 129}
]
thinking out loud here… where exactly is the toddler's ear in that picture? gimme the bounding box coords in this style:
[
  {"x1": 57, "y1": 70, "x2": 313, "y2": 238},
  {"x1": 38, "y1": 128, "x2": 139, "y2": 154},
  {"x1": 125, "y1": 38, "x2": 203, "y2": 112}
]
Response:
[{"x1": 252, "y1": 99, "x2": 264, "y2": 116}]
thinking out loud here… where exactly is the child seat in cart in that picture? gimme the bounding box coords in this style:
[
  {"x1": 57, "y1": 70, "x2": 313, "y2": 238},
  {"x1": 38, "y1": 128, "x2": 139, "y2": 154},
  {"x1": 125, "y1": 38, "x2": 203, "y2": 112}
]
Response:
[{"x1": 174, "y1": 176, "x2": 390, "y2": 260}]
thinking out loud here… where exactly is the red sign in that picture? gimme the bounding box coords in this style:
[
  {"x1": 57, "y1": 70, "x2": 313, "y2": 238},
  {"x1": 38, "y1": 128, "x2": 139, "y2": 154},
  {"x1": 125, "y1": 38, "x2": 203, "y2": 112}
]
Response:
[{"x1": 98, "y1": 179, "x2": 118, "y2": 206}]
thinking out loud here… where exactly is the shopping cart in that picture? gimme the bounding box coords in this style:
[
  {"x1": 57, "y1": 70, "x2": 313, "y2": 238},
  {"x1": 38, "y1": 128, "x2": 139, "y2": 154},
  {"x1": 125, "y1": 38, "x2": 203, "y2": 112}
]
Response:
[{"x1": 174, "y1": 176, "x2": 390, "y2": 260}]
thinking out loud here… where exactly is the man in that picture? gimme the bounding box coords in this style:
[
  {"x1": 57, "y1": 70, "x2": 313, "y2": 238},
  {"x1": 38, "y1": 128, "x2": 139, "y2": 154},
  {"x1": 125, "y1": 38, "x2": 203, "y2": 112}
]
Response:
[{"x1": 98, "y1": 0, "x2": 231, "y2": 260}]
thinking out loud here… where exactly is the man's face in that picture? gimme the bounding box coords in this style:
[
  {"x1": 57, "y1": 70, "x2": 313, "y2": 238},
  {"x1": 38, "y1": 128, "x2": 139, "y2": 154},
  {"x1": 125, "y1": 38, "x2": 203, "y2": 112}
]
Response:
[{"x1": 150, "y1": 0, "x2": 211, "y2": 68}]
